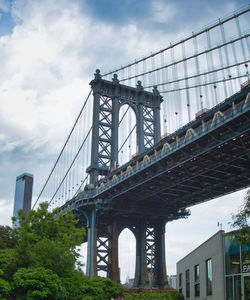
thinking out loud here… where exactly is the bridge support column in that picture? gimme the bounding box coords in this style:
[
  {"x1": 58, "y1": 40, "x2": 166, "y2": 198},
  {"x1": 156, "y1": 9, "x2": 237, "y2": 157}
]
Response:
[
  {"x1": 86, "y1": 208, "x2": 97, "y2": 278},
  {"x1": 152, "y1": 221, "x2": 168, "y2": 287},
  {"x1": 108, "y1": 221, "x2": 120, "y2": 282},
  {"x1": 134, "y1": 221, "x2": 149, "y2": 287}
]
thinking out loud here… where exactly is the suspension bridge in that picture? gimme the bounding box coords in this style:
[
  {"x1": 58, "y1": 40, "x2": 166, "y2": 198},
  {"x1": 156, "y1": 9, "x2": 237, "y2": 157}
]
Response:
[{"x1": 33, "y1": 6, "x2": 250, "y2": 287}]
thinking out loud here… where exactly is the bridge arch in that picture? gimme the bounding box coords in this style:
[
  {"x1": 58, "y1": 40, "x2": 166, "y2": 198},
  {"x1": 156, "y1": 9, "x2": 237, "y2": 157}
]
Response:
[
  {"x1": 118, "y1": 104, "x2": 137, "y2": 165},
  {"x1": 118, "y1": 227, "x2": 136, "y2": 284}
]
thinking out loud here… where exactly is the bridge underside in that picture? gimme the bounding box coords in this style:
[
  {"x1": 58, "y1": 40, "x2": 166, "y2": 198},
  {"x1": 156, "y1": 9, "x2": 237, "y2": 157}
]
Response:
[
  {"x1": 108, "y1": 117, "x2": 249, "y2": 221},
  {"x1": 92, "y1": 88, "x2": 250, "y2": 223}
]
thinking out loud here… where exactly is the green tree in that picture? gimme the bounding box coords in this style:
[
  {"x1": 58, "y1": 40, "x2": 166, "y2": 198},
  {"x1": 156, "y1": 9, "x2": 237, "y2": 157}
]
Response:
[
  {"x1": 0, "y1": 226, "x2": 17, "y2": 250},
  {"x1": 91, "y1": 276, "x2": 124, "y2": 299},
  {"x1": 12, "y1": 267, "x2": 67, "y2": 300},
  {"x1": 230, "y1": 190, "x2": 250, "y2": 245},
  {"x1": 10, "y1": 202, "x2": 85, "y2": 278},
  {"x1": 126, "y1": 291, "x2": 184, "y2": 300},
  {"x1": 0, "y1": 203, "x2": 124, "y2": 299},
  {"x1": 0, "y1": 269, "x2": 11, "y2": 300}
]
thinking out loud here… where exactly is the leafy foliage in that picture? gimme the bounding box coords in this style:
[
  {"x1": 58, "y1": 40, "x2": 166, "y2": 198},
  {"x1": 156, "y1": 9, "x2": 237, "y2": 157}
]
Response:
[
  {"x1": 12, "y1": 267, "x2": 67, "y2": 299},
  {"x1": 10, "y1": 202, "x2": 85, "y2": 278},
  {"x1": 126, "y1": 291, "x2": 184, "y2": 300},
  {"x1": 0, "y1": 226, "x2": 17, "y2": 250},
  {"x1": 0, "y1": 269, "x2": 11, "y2": 299},
  {"x1": 230, "y1": 190, "x2": 250, "y2": 245},
  {"x1": 0, "y1": 202, "x2": 124, "y2": 299},
  {"x1": 62, "y1": 273, "x2": 124, "y2": 300}
]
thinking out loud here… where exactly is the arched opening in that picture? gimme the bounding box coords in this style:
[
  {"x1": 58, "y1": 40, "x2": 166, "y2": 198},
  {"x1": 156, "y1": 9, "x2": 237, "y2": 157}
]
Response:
[
  {"x1": 118, "y1": 228, "x2": 136, "y2": 285},
  {"x1": 77, "y1": 214, "x2": 88, "y2": 276},
  {"x1": 118, "y1": 104, "x2": 137, "y2": 166},
  {"x1": 79, "y1": 242, "x2": 87, "y2": 274}
]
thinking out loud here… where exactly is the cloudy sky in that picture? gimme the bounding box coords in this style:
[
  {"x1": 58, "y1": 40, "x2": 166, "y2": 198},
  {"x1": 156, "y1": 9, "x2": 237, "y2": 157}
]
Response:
[{"x1": 0, "y1": 0, "x2": 249, "y2": 281}]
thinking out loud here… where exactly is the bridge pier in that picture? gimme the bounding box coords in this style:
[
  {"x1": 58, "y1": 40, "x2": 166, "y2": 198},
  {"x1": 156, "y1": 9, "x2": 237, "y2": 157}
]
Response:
[
  {"x1": 134, "y1": 220, "x2": 150, "y2": 287},
  {"x1": 133, "y1": 219, "x2": 168, "y2": 288},
  {"x1": 83, "y1": 209, "x2": 120, "y2": 281},
  {"x1": 152, "y1": 221, "x2": 168, "y2": 287},
  {"x1": 86, "y1": 207, "x2": 97, "y2": 278},
  {"x1": 81, "y1": 207, "x2": 168, "y2": 287},
  {"x1": 107, "y1": 220, "x2": 120, "y2": 282}
]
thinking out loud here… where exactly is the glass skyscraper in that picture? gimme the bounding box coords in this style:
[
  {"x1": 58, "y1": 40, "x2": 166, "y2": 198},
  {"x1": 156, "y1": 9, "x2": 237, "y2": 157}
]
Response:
[{"x1": 13, "y1": 173, "x2": 33, "y2": 224}]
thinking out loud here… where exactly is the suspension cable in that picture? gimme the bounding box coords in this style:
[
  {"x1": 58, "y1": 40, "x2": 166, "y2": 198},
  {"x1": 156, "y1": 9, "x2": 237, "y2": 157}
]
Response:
[
  {"x1": 160, "y1": 73, "x2": 247, "y2": 93},
  {"x1": 102, "y1": 5, "x2": 249, "y2": 77},
  {"x1": 118, "y1": 125, "x2": 136, "y2": 153},
  {"x1": 73, "y1": 174, "x2": 89, "y2": 198},
  {"x1": 118, "y1": 34, "x2": 249, "y2": 83},
  {"x1": 49, "y1": 126, "x2": 93, "y2": 205},
  {"x1": 33, "y1": 90, "x2": 92, "y2": 209},
  {"x1": 144, "y1": 60, "x2": 249, "y2": 89}
]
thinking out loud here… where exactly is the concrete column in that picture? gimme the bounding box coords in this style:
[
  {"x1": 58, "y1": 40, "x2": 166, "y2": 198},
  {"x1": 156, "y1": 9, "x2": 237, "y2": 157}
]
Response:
[
  {"x1": 134, "y1": 221, "x2": 149, "y2": 287},
  {"x1": 153, "y1": 221, "x2": 168, "y2": 287},
  {"x1": 86, "y1": 208, "x2": 97, "y2": 277}
]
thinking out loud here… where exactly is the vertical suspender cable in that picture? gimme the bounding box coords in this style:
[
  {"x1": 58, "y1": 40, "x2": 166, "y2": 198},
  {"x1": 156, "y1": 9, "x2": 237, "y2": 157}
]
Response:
[
  {"x1": 33, "y1": 90, "x2": 92, "y2": 209},
  {"x1": 171, "y1": 45, "x2": 178, "y2": 128},
  {"x1": 143, "y1": 59, "x2": 147, "y2": 87},
  {"x1": 220, "y1": 22, "x2": 233, "y2": 95},
  {"x1": 193, "y1": 34, "x2": 202, "y2": 111},
  {"x1": 135, "y1": 61, "x2": 138, "y2": 86},
  {"x1": 161, "y1": 52, "x2": 168, "y2": 133},
  {"x1": 235, "y1": 16, "x2": 247, "y2": 61},
  {"x1": 128, "y1": 66, "x2": 131, "y2": 86},
  {"x1": 182, "y1": 42, "x2": 191, "y2": 122},
  {"x1": 151, "y1": 54, "x2": 155, "y2": 87},
  {"x1": 206, "y1": 30, "x2": 219, "y2": 105},
  {"x1": 231, "y1": 42, "x2": 241, "y2": 88},
  {"x1": 218, "y1": 47, "x2": 228, "y2": 99}
]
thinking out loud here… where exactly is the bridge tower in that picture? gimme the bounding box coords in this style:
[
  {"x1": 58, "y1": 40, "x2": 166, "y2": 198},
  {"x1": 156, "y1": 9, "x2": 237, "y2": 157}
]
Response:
[{"x1": 83, "y1": 70, "x2": 168, "y2": 287}]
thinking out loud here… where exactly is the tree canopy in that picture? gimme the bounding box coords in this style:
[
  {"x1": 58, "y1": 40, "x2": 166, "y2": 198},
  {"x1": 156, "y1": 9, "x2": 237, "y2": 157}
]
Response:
[
  {"x1": 230, "y1": 190, "x2": 250, "y2": 245},
  {"x1": 0, "y1": 203, "x2": 124, "y2": 300}
]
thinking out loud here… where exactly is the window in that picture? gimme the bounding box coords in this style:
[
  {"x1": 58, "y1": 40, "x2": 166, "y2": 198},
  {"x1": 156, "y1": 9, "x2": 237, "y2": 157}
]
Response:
[
  {"x1": 226, "y1": 276, "x2": 233, "y2": 300},
  {"x1": 206, "y1": 258, "x2": 212, "y2": 296},
  {"x1": 179, "y1": 273, "x2": 182, "y2": 293},
  {"x1": 242, "y1": 244, "x2": 250, "y2": 273},
  {"x1": 186, "y1": 269, "x2": 190, "y2": 298},
  {"x1": 225, "y1": 236, "x2": 240, "y2": 275},
  {"x1": 234, "y1": 275, "x2": 242, "y2": 299},
  {"x1": 194, "y1": 264, "x2": 200, "y2": 297}
]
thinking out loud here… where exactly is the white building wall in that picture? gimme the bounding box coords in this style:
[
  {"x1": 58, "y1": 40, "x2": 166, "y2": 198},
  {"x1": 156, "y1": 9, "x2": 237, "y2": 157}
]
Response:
[{"x1": 177, "y1": 230, "x2": 225, "y2": 300}]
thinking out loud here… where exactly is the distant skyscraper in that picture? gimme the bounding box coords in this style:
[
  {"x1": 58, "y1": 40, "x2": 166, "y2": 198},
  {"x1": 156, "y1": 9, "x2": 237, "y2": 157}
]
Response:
[{"x1": 13, "y1": 173, "x2": 33, "y2": 225}]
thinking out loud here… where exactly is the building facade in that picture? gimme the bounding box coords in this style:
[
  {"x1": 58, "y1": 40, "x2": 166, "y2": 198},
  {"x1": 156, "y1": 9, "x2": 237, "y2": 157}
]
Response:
[
  {"x1": 177, "y1": 230, "x2": 250, "y2": 300},
  {"x1": 13, "y1": 173, "x2": 33, "y2": 223}
]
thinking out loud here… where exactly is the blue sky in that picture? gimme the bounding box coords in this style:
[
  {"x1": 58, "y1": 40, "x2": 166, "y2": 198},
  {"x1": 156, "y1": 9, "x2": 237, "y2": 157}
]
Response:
[{"x1": 0, "y1": 0, "x2": 249, "y2": 280}]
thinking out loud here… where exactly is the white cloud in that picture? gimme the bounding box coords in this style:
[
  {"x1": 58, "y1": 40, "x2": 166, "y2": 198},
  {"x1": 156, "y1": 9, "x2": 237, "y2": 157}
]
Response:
[
  {"x1": 151, "y1": 0, "x2": 177, "y2": 24},
  {"x1": 0, "y1": 199, "x2": 13, "y2": 226}
]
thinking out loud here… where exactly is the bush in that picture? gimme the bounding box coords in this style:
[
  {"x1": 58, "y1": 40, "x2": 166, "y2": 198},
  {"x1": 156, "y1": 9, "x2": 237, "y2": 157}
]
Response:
[
  {"x1": 126, "y1": 291, "x2": 184, "y2": 300},
  {"x1": 62, "y1": 273, "x2": 124, "y2": 300},
  {"x1": 12, "y1": 267, "x2": 67, "y2": 299}
]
